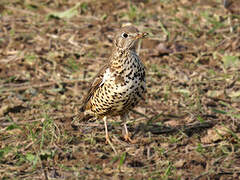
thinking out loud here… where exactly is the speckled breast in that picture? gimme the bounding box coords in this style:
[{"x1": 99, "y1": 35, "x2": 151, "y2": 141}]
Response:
[{"x1": 90, "y1": 53, "x2": 146, "y2": 117}]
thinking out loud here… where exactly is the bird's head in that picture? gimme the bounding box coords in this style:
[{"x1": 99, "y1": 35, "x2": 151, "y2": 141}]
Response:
[{"x1": 113, "y1": 26, "x2": 147, "y2": 51}]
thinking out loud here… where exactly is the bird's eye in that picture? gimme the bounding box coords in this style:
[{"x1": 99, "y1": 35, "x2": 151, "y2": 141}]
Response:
[{"x1": 121, "y1": 32, "x2": 128, "y2": 38}]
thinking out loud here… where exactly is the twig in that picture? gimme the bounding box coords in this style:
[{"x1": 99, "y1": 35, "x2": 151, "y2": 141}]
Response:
[
  {"x1": 41, "y1": 161, "x2": 48, "y2": 180},
  {"x1": 0, "y1": 78, "x2": 90, "y2": 93},
  {"x1": 193, "y1": 171, "x2": 240, "y2": 180},
  {"x1": 130, "y1": 109, "x2": 150, "y2": 120},
  {"x1": 0, "y1": 113, "x2": 74, "y2": 127},
  {"x1": 136, "y1": 120, "x2": 215, "y2": 135}
]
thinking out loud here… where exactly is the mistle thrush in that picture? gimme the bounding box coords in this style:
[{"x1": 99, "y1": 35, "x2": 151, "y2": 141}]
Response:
[{"x1": 79, "y1": 25, "x2": 147, "y2": 144}]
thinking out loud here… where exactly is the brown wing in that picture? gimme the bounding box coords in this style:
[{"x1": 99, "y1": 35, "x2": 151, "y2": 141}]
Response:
[{"x1": 80, "y1": 64, "x2": 109, "y2": 112}]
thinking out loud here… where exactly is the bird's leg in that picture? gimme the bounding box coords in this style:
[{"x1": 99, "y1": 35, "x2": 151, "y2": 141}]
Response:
[
  {"x1": 103, "y1": 116, "x2": 117, "y2": 154},
  {"x1": 103, "y1": 116, "x2": 109, "y2": 142},
  {"x1": 121, "y1": 114, "x2": 135, "y2": 143},
  {"x1": 124, "y1": 123, "x2": 133, "y2": 142}
]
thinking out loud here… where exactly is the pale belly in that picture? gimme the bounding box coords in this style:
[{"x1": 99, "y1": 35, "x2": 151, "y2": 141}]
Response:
[{"x1": 91, "y1": 76, "x2": 146, "y2": 116}]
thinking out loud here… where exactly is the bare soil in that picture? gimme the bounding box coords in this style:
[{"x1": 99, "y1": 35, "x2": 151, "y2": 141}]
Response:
[{"x1": 0, "y1": 0, "x2": 240, "y2": 179}]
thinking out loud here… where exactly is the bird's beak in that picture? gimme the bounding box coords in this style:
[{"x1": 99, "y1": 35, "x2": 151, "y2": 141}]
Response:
[{"x1": 135, "y1": 32, "x2": 148, "y2": 39}]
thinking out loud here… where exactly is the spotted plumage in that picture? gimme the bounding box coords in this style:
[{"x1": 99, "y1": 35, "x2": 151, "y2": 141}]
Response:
[{"x1": 79, "y1": 25, "x2": 147, "y2": 145}]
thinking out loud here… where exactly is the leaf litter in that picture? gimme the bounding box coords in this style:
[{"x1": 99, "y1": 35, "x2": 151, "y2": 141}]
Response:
[{"x1": 0, "y1": 0, "x2": 240, "y2": 179}]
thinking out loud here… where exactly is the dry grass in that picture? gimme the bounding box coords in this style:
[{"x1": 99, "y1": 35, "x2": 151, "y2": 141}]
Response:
[{"x1": 0, "y1": 0, "x2": 240, "y2": 179}]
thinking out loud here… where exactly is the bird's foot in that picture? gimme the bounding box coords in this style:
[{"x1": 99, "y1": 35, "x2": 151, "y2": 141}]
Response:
[
  {"x1": 105, "y1": 134, "x2": 111, "y2": 144},
  {"x1": 105, "y1": 134, "x2": 117, "y2": 154},
  {"x1": 124, "y1": 133, "x2": 136, "y2": 143}
]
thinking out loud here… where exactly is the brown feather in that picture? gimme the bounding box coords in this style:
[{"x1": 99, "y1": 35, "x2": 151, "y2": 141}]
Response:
[
  {"x1": 80, "y1": 64, "x2": 109, "y2": 112},
  {"x1": 114, "y1": 75, "x2": 125, "y2": 84}
]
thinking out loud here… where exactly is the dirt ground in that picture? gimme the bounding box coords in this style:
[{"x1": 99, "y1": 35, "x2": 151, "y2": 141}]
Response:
[{"x1": 0, "y1": 0, "x2": 240, "y2": 179}]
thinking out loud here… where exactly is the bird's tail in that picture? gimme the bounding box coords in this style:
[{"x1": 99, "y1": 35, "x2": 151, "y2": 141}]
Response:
[
  {"x1": 77, "y1": 112, "x2": 94, "y2": 121},
  {"x1": 77, "y1": 102, "x2": 94, "y2": 121},
  {"x1": 71, "y1": 111, "x2": 94, "y2": 128}
]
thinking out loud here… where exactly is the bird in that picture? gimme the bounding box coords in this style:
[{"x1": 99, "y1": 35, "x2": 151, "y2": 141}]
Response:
[{"x1": 78, "y1": 25, "x2": 147, "y2": 147}]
